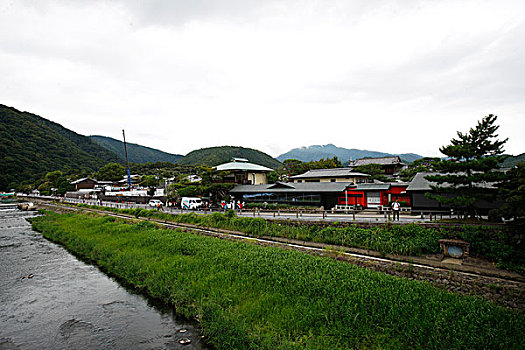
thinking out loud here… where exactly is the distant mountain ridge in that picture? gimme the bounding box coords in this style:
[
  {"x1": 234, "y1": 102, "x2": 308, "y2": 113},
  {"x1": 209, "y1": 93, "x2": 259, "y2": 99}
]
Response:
[
  {"x1": 501, "y1": 153, "x2": 525, "y2": 168},
  {"x1": 0, "y1": 104, "x2": 123, "y2": 190},
  {"x1": 277, "y1": 144, "x2": 423, "y2": 163},
  {"x1": 89, "y1": 135, "x2": 183, "y2": 164},
  {"x1": 177, "y1": 146, "x2": 282, "y2": 170}
]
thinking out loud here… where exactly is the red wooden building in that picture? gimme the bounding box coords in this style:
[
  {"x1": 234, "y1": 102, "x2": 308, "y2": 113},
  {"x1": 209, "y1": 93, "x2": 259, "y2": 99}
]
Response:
[{"x1": 337, "y1": 182, "x2": 411, "y2": 208}]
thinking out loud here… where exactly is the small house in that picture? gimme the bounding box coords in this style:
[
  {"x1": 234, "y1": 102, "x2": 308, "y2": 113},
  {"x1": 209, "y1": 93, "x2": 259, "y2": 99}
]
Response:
[
  {"x1": 215, "y1": 158, "x2": 273, "y2": 185},
  {"x1": 290, "y1": 168, "x2": 371, "y2": 184},
  {"x1": 230, "y1": 181, "x2": 352, "y2": 209},
  {"x1": 70, "y1": 178, "x2": 97, "y2": 191},
  {"x1": 349, "y1": 156, "x2": 406, "y2": 175}
]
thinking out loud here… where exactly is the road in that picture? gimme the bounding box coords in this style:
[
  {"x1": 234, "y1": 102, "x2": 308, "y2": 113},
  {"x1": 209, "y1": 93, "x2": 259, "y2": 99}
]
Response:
[{"x1": 54, "y1": 197, "x2": 442, "y2": 223}]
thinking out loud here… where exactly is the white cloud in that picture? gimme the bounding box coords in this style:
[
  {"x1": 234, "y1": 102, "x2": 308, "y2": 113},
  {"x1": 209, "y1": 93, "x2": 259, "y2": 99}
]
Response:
[{"x1": 0, "y1": 0, "x2": 523, "y2": 159}]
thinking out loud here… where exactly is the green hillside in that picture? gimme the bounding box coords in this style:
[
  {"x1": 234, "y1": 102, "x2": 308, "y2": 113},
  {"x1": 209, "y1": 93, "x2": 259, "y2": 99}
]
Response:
[
  {"x1": 90, "y1": 135, "x2": 182, "y2": 164},
  {"x1": 177, "y1": 146, "x2": 282, "y2": 170},
  {"x1": 501, "y1": 153, "x2": 525, "y2": 168},
  {"x1": 0, "y1": 105, "x2": 123, "y2": 190}
]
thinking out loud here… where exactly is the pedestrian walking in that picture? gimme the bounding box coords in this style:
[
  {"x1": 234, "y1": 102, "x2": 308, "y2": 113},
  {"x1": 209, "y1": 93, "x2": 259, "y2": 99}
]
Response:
[{"x1": 391, "y1": 199, "x2": 401, "y2": 221}]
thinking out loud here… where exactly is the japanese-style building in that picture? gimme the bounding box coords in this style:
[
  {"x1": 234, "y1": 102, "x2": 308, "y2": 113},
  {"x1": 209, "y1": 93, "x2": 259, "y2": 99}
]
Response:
[
  {"x1": 349, "y1": 156, "x2": 406, "y2": 175},
  {"x1": 289, "y1": 168, "x2": 371, "y2": 183},
  {"x1": 215, "y1": 158, "x2": 274, "y2": 185},
  {"x1": 230, "y1": 181, "x2": 352, "y2": 209},
  {"x1": 70, "y1": 178, "x2": 97, "y2": 190},
  {"x1": 337, "y1": 182, "x2": 411, "y2": 208},
  {"x1": 406, "y1": 172, "x2": 502, "y2": 212}
]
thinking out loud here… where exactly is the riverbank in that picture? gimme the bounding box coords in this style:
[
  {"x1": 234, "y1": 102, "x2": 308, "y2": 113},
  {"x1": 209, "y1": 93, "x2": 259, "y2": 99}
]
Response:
[
  {"x1": 32, "y1": 211, "x2": 524, "y2": 349},
  {"x1": 0, "y1": 210, "x2": 206, "y2": 349},
  {"x1": 73, "y1": 203, "x2": 525, "y2": 274}
]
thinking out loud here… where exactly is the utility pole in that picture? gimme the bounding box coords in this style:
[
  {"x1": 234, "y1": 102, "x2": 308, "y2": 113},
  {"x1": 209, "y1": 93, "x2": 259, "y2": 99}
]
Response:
[{"x1": 122, "y1": 129, "x2": 132, "y2": 189}]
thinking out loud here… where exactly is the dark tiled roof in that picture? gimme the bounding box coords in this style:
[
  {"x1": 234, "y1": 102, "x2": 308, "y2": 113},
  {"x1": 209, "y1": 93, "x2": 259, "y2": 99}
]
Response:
[
  {"x1": 70, "y1": 178, "x2": 97, "y2": 184},
  {"x1": 406, "y1": 172, "x2": 435, "y2": 191},
  {"x1": 352, "y1": 183, "x2": 391, "y2": 191},
  {"x1": 407, "y1": 172, "x2": 497, "y2": 191},
  {"x1": 230, "y1": 182, "x2": 353, "y2": 193},
  {"x1": 350, "y1": 156, "x2": 405, "y2": 167},
  {"x1": 290, "y1": 168, "x2": 370, "y2": 179}
]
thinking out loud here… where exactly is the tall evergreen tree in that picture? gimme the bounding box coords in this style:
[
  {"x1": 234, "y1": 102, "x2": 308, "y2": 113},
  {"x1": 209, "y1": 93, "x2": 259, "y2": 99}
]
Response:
[
  {"x1": 498, "y1": 162, "x2": 525, "y2": 223},
  {"x1": 426, "y1": 114, "x2": 507, "y2": 216}
]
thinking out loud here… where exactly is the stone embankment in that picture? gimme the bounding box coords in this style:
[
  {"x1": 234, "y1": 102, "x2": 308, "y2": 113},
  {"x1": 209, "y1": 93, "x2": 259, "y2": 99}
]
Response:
[{"x1": 335, "y1": 254, "x2": 524, "y2": 310}]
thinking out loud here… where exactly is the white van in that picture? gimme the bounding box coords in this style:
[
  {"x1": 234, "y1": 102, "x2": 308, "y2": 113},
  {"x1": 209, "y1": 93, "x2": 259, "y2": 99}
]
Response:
[
  {"x1": 181, "y1": 197, "x2": 203, "y2": 210},
  {"x1": 148, "y1": 199, "x2": 163, "y2": 207}
]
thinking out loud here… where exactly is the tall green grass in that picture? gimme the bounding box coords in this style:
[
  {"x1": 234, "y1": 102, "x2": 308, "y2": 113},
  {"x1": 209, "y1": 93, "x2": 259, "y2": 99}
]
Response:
[
  {"x1": 77, "y1": 204, "x2": 525, "y2": 270},
  {"x1": 32, "y1": 211, "x2": 524, "y2": 349}
]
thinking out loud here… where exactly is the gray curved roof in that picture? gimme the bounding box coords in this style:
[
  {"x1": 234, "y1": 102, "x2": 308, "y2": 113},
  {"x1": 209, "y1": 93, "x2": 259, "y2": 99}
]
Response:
[{"x1": 230, "y1": 182, "x2": 353, "y2": 193}]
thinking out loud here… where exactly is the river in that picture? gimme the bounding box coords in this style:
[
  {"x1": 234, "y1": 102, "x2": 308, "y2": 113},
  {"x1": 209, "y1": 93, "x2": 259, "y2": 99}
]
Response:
[{"x1": 0, "y1": 209, "x2": 208, "y2": 349}]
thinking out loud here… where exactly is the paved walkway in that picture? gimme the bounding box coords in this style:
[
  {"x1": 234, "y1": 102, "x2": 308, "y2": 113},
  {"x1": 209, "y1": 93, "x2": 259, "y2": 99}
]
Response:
[{"x1": 56, "y1": 198, "x2": 436, "y2": 224}]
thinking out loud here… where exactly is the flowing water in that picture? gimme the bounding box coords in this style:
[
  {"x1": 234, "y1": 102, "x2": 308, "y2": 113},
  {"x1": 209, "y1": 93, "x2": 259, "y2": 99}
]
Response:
[{"x1": 0, "y1": 209, "x2": 208, "y2": 349}]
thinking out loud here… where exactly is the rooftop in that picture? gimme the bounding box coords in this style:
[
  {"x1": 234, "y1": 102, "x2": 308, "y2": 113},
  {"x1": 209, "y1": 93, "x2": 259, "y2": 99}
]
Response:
[
  {"x1": 350, "y1": 183, "x2": 391, "y2": 191},
  {"x1": 406, "y1": 172, "x2": 497, "y2": 191},
  {"x1": 230, "y1": 182, "x2": 353, "y2": 193},
  {"x1": 70, "y1": 177, "x2": 97, "y2": 184},
  {"x1": 350, "y1": 156, "x2": 405, "y2": 167},
  {"x1": 290, "y1": 168, "x2": 370, "y2": 179}
]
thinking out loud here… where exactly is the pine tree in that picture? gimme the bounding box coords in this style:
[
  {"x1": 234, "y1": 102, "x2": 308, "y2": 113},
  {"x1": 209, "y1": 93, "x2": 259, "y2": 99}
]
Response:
[
  {"x1": 426, "y1": 114, "x2": 507, "y2": 216},
  {"x1": 498, "y1": 162, "x2": 525, "y2": 223}
]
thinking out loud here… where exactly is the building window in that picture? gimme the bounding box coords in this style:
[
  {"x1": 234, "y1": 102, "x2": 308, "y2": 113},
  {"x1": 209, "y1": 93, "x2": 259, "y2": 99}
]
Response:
[{"x1": 330, "y1": 179, "x2": 336, "y2": 182}]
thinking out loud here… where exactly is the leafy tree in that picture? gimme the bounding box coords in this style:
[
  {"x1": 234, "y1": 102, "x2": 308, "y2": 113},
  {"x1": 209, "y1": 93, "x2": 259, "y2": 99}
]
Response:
[
  {"x1": 279, "y1": 157, "x2": 343, "y2": 178},
  {"x1": 399, "y1": 157, "x2": 441, "y2": 181},
  {"x1": 34, "y1": 170, "x2": 74, "y2": 195},
  {"x1": 280, "y1": 159, "x2": 305, "y2": 178},
  {"x1": 176, "y1": 186, "x2": 201, "y2": 198},
  {"x1": 426, "y1": 114, "x2": 507, "y2": 216},
  {"x1": 141, "y1": 175, "x2": 159, "y2": 197},
  {"x1": 307, "y1": 157, "x2": 342, "y2": 169},
  {"x1": 267, "y1": 171, "x2": 279, "y2": 184},
  {"x1": 141, "y1": 175, "x2": 158, "y2": 188},
  {"x1": 498, "y1": 162, "x2": 525, "y2": 223},
  {"x1": 56, "y1": 176, "x2": 74, "y2": 195},
  {"x1": 17, "y1": 183, "x2": 34, "y2": 194},
  {"x1": 37, "y1": 181, "x2": 53, "y2": 195},
  {"x1": 45, "y1": 170, "x2": 63, "y2": 184},
  {"x1": 96, "y1": 163, "x2": 126, "y2": 181},
  {"x1": 353, "y1": 164, "x2": 390, "y2": 182}
]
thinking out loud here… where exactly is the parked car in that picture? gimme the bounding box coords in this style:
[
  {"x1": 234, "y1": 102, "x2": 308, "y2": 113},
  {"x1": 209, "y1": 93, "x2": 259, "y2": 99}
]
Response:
[
  {"x1": 181, "y1": 197, "x2": 203, "y2": 210},
  {"x1": 148, "y1": 199, "x2": 163, "y2": 207}
]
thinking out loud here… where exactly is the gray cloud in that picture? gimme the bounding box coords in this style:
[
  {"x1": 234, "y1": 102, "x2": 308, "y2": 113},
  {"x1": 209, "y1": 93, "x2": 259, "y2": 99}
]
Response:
[{"x1": 1, "y1": 0, "x2": 523, "y2": 157}]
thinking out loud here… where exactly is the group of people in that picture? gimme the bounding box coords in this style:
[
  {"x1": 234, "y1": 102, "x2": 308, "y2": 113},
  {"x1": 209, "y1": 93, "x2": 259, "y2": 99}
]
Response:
[{"x1": 220, "y1": 200, "x2": 245, "y2": 210}]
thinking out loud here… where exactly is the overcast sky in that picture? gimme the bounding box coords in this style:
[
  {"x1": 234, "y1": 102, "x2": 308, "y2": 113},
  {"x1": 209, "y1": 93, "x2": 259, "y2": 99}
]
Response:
[{"x1": 1, "y1": 0, "x2": 524, "y2": 158}]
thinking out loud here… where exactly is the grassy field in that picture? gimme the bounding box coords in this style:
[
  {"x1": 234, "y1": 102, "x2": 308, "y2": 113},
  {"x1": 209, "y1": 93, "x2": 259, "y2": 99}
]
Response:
[
  {"x1": 32, "y1": 211, "x2": 524, "y2": 349},
  {"x1": 78, "y1": 204, "x2": 525, "y2": 272}
]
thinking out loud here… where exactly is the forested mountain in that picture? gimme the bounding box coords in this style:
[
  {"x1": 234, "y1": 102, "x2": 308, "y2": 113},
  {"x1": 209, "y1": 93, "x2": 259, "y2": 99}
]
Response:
[
  {"x1": 177, "y1": 146, "x2": 282, "y2": 170},
  {"x1": 501, "y1": 152, "x2": 525, "y2": 168},
  {"x1": 90, "y1": 135, "x2": 183, "y2": 164},
  {"x1": 0, "y1": 105, "x2": 123, "y2": 190},
  {"x1": 277, "y1": 144, "x2": 423, "y2": 163}
]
